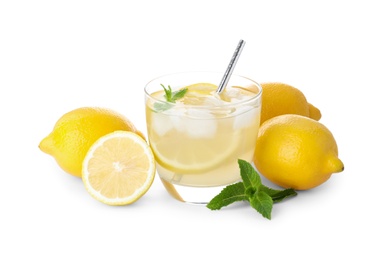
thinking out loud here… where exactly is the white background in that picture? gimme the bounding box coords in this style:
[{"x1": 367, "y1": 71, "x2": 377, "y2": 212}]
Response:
[{"x1": 1, "y1": 0, "x2": 382, "y2": 259}]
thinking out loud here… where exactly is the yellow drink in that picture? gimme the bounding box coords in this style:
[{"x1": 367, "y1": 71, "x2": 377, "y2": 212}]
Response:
[{"x1": 145, "y1": 72, "x2": 262, "y2": 203}]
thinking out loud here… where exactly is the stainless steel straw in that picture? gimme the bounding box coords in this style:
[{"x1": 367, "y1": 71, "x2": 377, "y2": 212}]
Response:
[{"x1": 216, "y1": 39, "x2": 246, "y2": 94}]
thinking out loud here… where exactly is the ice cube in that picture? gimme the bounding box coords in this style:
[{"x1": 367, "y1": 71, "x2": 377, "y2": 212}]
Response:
[
  {"x1": 185, "y1": 108, "x2": 217, "y2": 138},
  {"x1": 169, "y1": 107, "x2": 187, "y2": 132},
  {"x1": 186, "y1": 108, "x2": 216, "y2": 119},
  {"x1": 162, "y1": 107, "x2": 218, "y2": 138},
  {"x1": 151, "y1": 113, "x2": 173, "y2": 136},
  {"x1": 223, "y1": 88, "x2": 241, "y2": 99}
]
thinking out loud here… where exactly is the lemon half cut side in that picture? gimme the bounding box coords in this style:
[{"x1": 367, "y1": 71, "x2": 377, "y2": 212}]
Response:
[{"x1": 82, "y1": 131, "x2": 155, "y2": 205}]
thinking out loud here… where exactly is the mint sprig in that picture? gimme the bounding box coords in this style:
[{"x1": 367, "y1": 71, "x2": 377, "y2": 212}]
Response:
[
  {"x1": 161, "y1": 84, "x2": 188, "y2": 103},
  {"x1": 153, "y1": 84, "x2": 188, "y2": 112},
  {"x1": 206, "y1": 159, "x2": 297, "y2": 220}
]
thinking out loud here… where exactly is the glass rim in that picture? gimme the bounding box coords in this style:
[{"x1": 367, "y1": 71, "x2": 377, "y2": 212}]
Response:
[{"x1": 144, "y1": 71, "x2": 262, "y2": 109}]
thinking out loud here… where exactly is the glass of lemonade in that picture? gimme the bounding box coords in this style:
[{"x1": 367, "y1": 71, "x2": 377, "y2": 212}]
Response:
[{"x1": 145, "y1": 71, "x2": 262, "y2": 204}]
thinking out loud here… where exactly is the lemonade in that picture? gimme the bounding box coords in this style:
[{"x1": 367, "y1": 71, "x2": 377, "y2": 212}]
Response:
[{"x1": 145, "y1": 72, "x2": 262, "y2": 203}]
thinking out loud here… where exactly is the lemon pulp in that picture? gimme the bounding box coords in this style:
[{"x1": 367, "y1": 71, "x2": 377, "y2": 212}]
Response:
[{"x1": 82, "y1": 131, "x2": 155, "y2": 205}]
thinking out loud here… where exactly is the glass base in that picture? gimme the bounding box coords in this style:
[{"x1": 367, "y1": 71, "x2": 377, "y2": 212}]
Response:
[{"x1": 160, "y1": 178, "x2": 228, "y2": 204}]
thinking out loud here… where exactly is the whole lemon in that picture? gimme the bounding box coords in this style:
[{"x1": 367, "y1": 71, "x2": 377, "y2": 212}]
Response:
[
  {"x1": 39, "y1": 107, "x2": 141, "y2": 177},
  {"x1": 254, "y1": 114, "x2": 344, "y2": 190},
  {"x1": 260, "y1": 82, "x2": 321, "y2": 125}
]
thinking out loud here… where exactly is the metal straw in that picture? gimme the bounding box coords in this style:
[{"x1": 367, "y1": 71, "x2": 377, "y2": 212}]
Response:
[{"x1": 216, "y1": 39, "x2": 246, "y2": 94}]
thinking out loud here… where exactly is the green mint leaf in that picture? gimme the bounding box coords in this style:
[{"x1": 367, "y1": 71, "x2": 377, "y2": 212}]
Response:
[
  {"x1": 153, "y1": 102, "x2": 173, "y2": 112},
  {"x1": 171, "y1": 88, "x2": 188, "y2": 102},
  {"x1": 206, "y1": 182, "x2": 247, "y2": 210},
  {"x1": 206, "y1": 159, "x2": 298, "y2": 220},
  {"x1": 154, "y1": 85, "x2": 188, "y2": 112},
  {"x1": 238, "y1": 159, "x2": 261, "y2": 190},
  {"x1": 161, "y1": 84, "x2": 173, "y2": 102},
  {"x1": 245, "y1": 186, "x2": 256, "y2": 198},
  {"x1": 249, "y1": 191, "x2": 273, "y2": 220},
  {"x1": 160, "y1": 84, "x2": 188, "y2": 103},
  {"x1": 259, "y1": 185, "x2": 297, "y2": 203}
]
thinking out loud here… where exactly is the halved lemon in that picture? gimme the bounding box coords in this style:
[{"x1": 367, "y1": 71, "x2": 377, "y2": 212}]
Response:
[{"x1": 82, "y1": 131, "x2": 155, "y2": 205}]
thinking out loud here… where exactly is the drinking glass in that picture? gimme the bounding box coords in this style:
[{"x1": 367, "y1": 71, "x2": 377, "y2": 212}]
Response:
[{"x1": 145, "y1": 71, "x2": 262, "y2": 204}]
